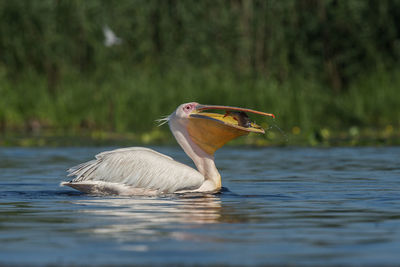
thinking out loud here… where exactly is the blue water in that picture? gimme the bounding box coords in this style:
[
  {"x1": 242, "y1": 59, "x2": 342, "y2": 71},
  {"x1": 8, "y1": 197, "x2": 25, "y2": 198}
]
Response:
[{"x1": 0, "y1": 146, "x2": 399, "y2": 266}]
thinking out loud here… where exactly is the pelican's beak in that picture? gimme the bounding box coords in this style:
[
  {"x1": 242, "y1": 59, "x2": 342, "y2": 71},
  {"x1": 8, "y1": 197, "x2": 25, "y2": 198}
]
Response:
[{"x1": 187, "y1": 104, "x2": 275, "y2": 155}]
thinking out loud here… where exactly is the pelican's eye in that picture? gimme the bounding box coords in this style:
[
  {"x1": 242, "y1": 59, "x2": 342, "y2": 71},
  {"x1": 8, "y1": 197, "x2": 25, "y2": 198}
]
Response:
[{"x1": 183, "y1": 104, "x2": 193, "y2": 113}]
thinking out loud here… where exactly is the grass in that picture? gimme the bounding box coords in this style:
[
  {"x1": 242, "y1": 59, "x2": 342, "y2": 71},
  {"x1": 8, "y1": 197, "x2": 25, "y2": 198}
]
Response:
[{"x1": 0, "y1": 65, "x2": 399, "y2": 147}]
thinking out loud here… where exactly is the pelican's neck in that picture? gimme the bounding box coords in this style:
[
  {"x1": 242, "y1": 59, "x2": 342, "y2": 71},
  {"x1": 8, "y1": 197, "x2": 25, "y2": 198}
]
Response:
[{"x1": 169, "y1": 118, "x2": 221, "y2": 191}]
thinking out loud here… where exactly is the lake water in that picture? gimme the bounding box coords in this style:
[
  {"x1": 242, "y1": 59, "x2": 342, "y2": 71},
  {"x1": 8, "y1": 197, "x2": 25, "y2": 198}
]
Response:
[{"x1": 0, "y1": 146, "x2": 399, "y2": 266}]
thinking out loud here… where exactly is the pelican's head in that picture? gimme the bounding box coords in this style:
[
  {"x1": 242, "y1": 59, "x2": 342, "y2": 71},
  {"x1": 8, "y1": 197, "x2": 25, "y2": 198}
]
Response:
[
  {"x1": 174, "y1": 102, "x2": 200, "y2": 119},
  {"x1": 168, "y1": 102, "x2": 275, "y2": 155}
]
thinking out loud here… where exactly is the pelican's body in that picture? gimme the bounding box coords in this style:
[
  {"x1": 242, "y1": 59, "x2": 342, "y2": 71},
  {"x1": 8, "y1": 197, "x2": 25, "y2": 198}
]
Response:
[{"x1": 61, "y1": 102, "x2": 274, "y2": 195}]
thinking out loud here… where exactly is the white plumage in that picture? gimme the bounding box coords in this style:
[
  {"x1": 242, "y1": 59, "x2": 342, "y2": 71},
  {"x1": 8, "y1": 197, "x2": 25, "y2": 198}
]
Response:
[{"x1": 62, "y1": 147, "x2": 204, "y2": 195}]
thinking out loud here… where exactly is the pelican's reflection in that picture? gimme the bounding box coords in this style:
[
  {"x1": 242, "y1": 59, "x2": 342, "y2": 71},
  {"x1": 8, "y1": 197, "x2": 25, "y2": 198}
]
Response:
[{"x1": 70, "y1": 194, "x2": 228, "y2": 246}]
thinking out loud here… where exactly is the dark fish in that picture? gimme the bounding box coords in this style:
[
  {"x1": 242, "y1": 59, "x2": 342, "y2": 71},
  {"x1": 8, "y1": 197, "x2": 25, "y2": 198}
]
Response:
[{"x1": 224, "y1": 111, "x2": 252, "y2": 128}]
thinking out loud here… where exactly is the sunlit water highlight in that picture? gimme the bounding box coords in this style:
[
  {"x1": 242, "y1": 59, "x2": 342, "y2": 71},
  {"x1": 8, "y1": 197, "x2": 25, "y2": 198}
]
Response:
[{"x1": 0, "y1": 146, "x2": 399, "y2": 266}]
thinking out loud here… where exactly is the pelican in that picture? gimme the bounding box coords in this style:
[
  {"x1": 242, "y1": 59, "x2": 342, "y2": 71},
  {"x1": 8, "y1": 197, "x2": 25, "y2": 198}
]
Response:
[{"x1": 61, "y1": 102, "x2": 275, "y2": 195}]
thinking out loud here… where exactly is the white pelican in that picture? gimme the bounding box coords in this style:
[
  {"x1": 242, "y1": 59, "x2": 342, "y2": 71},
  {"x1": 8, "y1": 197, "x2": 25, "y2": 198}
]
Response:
[{"x1": 61, "y1": 102, "x2": 275, "y2": 195}]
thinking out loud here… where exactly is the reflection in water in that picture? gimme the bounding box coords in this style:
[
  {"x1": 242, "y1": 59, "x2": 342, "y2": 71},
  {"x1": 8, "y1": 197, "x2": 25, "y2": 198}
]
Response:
[{"x1": 71, "y1": 194, "x2": 226, "y2": 249}]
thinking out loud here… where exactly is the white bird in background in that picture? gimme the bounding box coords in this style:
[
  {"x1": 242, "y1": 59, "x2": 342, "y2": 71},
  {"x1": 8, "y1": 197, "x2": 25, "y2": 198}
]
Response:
[
  {"x1": 103, "y1": 25, "x2": 122, "y2": 47},
  {"x1": 61, "y1": 102, "x2": 275, "y2": 196}
]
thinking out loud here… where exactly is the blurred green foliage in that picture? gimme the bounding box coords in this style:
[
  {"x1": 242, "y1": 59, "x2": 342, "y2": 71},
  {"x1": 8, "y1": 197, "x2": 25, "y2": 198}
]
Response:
[{"x1": 0, "y1": 0, "x2": 399, "y2": 142}]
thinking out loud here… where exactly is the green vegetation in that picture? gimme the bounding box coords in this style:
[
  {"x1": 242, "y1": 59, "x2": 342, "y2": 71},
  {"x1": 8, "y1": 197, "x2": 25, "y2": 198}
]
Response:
[{"x1": 0, "y1": 0, "x2": 399, "y2": 146}]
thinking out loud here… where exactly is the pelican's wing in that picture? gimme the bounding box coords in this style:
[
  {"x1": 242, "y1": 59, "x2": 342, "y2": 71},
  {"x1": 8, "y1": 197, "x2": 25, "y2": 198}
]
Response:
[{"x1": 65, "y1": 147, "x2": 204, "y2": 193}]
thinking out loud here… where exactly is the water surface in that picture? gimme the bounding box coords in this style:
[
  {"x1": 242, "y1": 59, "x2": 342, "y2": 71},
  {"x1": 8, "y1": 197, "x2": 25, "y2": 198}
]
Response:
[{"x1": 0, "y1": 146, "x2": 399, "y2": 266}]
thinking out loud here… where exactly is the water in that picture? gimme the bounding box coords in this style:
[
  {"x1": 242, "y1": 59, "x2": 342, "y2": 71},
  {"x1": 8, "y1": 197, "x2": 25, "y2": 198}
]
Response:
[{"x1": 0, "y1": 146, "x2": 399, "y2": 266}]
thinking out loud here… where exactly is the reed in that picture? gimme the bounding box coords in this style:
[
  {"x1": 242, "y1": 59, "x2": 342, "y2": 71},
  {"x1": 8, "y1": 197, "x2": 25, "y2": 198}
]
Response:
[
  {"x1": 1, "y1": 66, "x2": 398, "y2": 135},
  {"x1": 0, "y1": 0, "x2": 399, "y2": 145}
]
